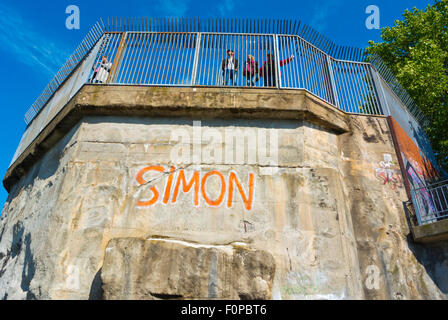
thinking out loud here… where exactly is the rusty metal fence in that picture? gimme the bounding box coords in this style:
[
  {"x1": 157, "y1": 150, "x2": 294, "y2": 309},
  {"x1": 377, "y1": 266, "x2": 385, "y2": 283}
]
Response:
[{"x1": 411, "y1": 180, "x2": 448, "y2": 225}]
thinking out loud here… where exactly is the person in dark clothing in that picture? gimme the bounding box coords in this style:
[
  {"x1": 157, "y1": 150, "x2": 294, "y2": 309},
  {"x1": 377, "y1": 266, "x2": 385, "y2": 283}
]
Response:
[
  {"x1": 221, "y1": 49, "x2": 239, "y2": 86},
  {"x1": 259, "y1": 53, "x2": 294, "y2": 87}
]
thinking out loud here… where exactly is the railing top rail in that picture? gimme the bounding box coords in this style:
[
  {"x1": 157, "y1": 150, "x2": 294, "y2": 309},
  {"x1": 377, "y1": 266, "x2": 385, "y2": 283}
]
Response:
[
  {"x1": 413, "y1": 179, "x2": 448, "y2": 191},
  {"x1": 103, "y1": 17, "x2": 366, "y2": 62}
]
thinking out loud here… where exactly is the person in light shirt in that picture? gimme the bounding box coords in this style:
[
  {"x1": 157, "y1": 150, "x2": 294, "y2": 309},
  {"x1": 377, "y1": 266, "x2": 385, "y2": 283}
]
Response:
[
  {"x1": 92, "y1": 56, "x2": 113, "y2": 83},
  {"x1": 221, "y1": 49, "x2": 239, "y2": 86}
]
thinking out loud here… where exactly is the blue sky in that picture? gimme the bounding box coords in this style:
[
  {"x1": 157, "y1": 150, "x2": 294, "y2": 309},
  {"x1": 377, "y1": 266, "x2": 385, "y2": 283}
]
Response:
[{"x1": 0, "y1": 0, "x2": 435, "y2": 207}]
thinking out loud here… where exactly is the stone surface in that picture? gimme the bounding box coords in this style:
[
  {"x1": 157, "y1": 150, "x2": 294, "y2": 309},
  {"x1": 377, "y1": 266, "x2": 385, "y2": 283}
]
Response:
[
  {"x1": 0, "y1": 87, "x2": 447, "y2": 300},
  {"x1": 101, "y1": 238, "x2": 275, "y2": 300}
]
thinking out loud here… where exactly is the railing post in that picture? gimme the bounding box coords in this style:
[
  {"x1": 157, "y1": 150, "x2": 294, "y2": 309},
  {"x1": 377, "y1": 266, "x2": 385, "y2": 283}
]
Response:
[
  {"x1": 108, "y1": 32, "x2": 127, "y2": 84},
  {"x1": 274, "y1": 35, "x2": 281, "y2": 89},
  {"x1": 369, "y1": 65, "x2": 391, "y2": 116},
  {"x1": 191, "y1": 33, "x2": 202, "y2": 86},
  {"x1": 325, "y1": 55, "x2": 339, "y2": 107},
  {"x1": 410, "y1": 189, "x2": 423, "y2": 226}
]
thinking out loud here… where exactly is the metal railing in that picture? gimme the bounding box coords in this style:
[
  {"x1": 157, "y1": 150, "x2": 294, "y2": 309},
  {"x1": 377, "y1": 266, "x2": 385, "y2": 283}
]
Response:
[
  {"x1": 24, "y1": 21, "x2": 105, "y2": 124},
  {"x1": 84, "y1": 31, "x2": 383, "y2": 116},
  {"x1": 23, "y1": 18, "x2": 427, "y2": 127},
  {"x1": 411, "y1": 180, "x2": 448, "y2": 225}
]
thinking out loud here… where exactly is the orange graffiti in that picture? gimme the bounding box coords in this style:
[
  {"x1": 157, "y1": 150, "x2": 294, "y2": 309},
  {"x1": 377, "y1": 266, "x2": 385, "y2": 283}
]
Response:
[
  {"x1": 228, "y1": 171, "x2": 255, "y2": 211},
  {"x1": 172, "y1": 169, "x2": 200, "y2": 206},
  {"x1": 136, "y1": 166, "x2": 165, "y2": 206},
  {"x1": 163, "y1": 166, "x2": 176, "y2": 204},
  {"x1": 201, "y1": 171, "x2": 226, "y2": 206},
  {"x1": 136, "y1": 166, "x2": 256, "y2": 211}
]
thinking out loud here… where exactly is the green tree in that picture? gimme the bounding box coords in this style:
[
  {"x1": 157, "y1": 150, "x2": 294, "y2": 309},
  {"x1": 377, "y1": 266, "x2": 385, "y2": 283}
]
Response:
[{"x1": 366, "y1": 0, "x2": 448, "y2": 172}]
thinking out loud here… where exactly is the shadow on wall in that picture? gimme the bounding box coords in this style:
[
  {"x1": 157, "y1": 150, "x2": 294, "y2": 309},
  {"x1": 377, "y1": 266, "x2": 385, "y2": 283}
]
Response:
[
  {"x1": 89, "y1": 268, "x2": 103, "y2": 300},
  {"x1": 21, "y1": 233, "x2": 36, "y2": 299},
  {"x1": 1, "y1": 222, "x2": 37, "y2": 299},
  {"x1": 407, "y1": 234, "x2": 448, "y2": 295},
  {"x1": 403, "y1": 202, "x2": 448, "y2": 295}
]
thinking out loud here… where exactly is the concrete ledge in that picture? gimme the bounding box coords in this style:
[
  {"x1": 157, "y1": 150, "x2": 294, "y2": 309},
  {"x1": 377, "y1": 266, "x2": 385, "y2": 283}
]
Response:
[
  {"x1": 412, "y1": 218, "x2": 448, "y2": 243},
  {"x1": 4, "y1": 85, "x2": 352, "y2": 192}
]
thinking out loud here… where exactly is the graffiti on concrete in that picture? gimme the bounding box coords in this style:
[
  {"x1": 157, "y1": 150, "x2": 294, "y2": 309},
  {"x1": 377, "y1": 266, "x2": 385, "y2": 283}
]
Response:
[
  {"x1": 135, "y1": 166, "x2": 255, "y2": 211},
  {"x1": 374, "y1": 154, "x2": 403, "y2": 191}
]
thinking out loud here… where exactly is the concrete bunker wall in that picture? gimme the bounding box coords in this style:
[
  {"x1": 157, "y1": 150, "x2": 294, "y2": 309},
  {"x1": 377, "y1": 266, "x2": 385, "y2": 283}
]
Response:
[{"x1": 0, "y1": 86, "x2": 447, "y2": 300}]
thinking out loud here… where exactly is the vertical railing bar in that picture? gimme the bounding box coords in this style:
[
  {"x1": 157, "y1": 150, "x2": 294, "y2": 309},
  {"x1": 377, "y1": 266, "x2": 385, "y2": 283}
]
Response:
[
  {"x1": 358, "y1": 64, "x2": 374, "y2": 113},
  {"x1": 290, "y1": 36, "x2": 300, "y2": 89},
  {"x1": 208, "y1": 33, "x2": 214, "y2": 85},
  {"x1": 191, "y1": 32, "x2": 202, "y2": 86},
  {"x1": 360, "y1": 63, "x2": 376, "y2": 114},
  {"x1": 196, "y1": 33, "x2": 204, "y2": 85},
  {"x1": 337, "y1": 61, "x2": 350, "y2": 112},
  {"x1": 316, "y1": 50, "x2": 327, "y2": 100},
  {"x1": 122, "y1": 33, "x2": 138, "y2": 83},
  {"x1": 326, "y1": 57, "x2": 339, "y2": 107},
  {"x1": 211, "y1": 33, "x2": 218, "y2": 86},
  {"x1": 203, "y1": 33, "x2": 210, "y2": 85},
  {"x1": 170, "y1": 33, "x2": 181, "y2": 85},
  {"x1": 111, "y1": 32, "x2": 127, "y2": 83},
  {"x1": 155, "y1": 32, "x2": 168, "y2": 85},
  {"x1": 346, "y1": 62, "x2": 359, "y2": 113},
  {"x1": 321, "y1": 53, "x2": 332, "y2": 103},
  {"x1": 411, "y1": 189, "x2": 423, "y2": 225},
  {"x1": 297, "y1": 37, "x2": 306, "y2": 89},
  {"x1": 115, "y1": 32, "x2": 129, "y2": 83},
  {"x1": 307, "y1": 42, "x2": 318, "y2": 96},
  {"x1": 106, "y1": 34, "x2": 121, "y2": 82},
  {"x1": 130, "y1": 33, "x2": 146, "y2": 84},
  {"x1": 342, "y1": 62, "x2": 357, "y2": 113},
  {"x1": 177, "y1": 33, "x2": 189, "y2": 85},
  {"x1": 359, "y1": 64, "x2": 375, "y2": 114},
  {"x1": 145, "y1": 33, "x2": 158, "y2": 84},
  {"x1": 363, "y1": 64, "x2": 379, "y2": 114},
  {"x1": 357, "y1": 64, "x2": 372, "y2": 113},
  {"x1": 274, "y1": 35, "x2": 281, "y2": 88},
  {"x1": 354, "y1": 63, "x2": 368, "y2": 113},
  {"x1": 161, "y1": 32, "x2": 172, "y2": 84},
  {"x1": 167, "y1": 33, "x2": 179, "y2": 84},
  {"x1": 116, "y1": 32, "x2": 132, "y2": 83},
  {"x1": 303, "y1": 41, "x2": 315, "y2": 94},
  {"x1": 286, "y1": 36, "x2": 293, "y2": 88},
  {"x1": 125, "y1": 32, "x2": 140, "y2": 83},
  {"x1": 159, "y1": 33, "x2": 173, "y2": 84},
  {"x1": 349, "y1": 63, "x2": 365, "y2": 113}
]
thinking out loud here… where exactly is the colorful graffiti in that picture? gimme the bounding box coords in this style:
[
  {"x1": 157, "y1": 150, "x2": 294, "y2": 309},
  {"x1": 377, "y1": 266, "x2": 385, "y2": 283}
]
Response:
[
  {"x1": 390, "y1": 118, "x2": 439, "y2": 186},
  {"x1": 375, "y1": 154, "x2": 403, "y2": 191},
  {"x1": 135, "y1": 166, "x2": 255, "y2": 211},
  {"x1": 389, "y1": 118, "x2": 441, "y2": 221},
  {"x1": 407, "y1": 163, "x2": 437, "y2": 221}
]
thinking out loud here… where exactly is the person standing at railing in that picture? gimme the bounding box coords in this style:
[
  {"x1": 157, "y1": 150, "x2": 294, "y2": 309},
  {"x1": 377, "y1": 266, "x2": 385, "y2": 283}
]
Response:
[
  {"x1": 243, "y1": 55, "x2": 259, "y2": 87},
  {"x1": 221, "y1": 49, "x2": 239, "y2": 86},
  {"x1": 92, "y1": 56, "x2": 113, "y2": 84},
  {"x1": 259, "y1": 53, "x2": 294, "y2": 87}
]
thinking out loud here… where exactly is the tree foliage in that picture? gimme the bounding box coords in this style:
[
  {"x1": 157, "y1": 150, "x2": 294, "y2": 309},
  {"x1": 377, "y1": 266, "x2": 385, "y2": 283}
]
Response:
[{"x1": 366, "y1": 0, "x2": 448, "y2": 171}]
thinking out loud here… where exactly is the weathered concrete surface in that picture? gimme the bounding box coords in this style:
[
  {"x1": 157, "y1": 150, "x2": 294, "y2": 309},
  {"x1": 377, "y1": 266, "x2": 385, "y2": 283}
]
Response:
[
  {"x1": 4, "y1": 85, "x2": 349, "y2": 192},
  {"x1": 101, "y1": 238, "x2": 275, "y2": 300},
  {"x1": 412, "y1": 219, "x2": 448, "y2": 243},
  {"x1": 0, "y1": 87, "x2": 447, "y2": 300}
]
